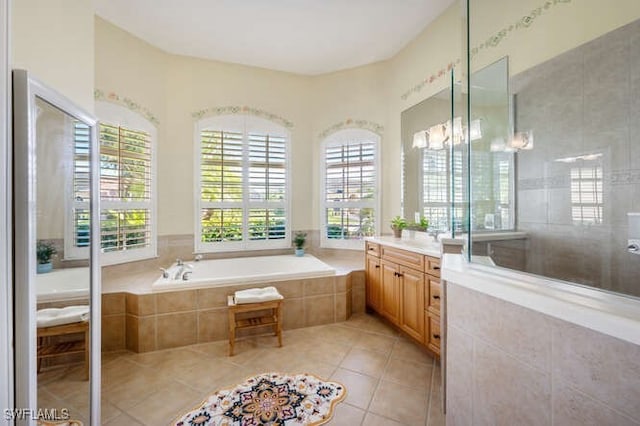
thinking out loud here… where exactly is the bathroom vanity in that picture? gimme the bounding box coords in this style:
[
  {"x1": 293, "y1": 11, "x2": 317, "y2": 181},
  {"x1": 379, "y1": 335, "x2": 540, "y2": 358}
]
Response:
[{"x1": 364, "y1": 237, "x2": 442, "y2": 356}]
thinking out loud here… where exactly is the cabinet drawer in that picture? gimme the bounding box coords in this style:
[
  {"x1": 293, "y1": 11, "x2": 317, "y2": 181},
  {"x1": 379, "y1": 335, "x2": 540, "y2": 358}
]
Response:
[
  {"x1": 366, "y1": 241, "x2": 380, "y2": 257},
  {"x1": 425, "y1": 256, "x2": 441, "y2": 277},
  {"x1": 381, "y1": 246, "x2": 425, "y2": 270},
  {"x1": 428, "y1": 279, "x2": 441, "y2": 314},
  {"x1": 427, "y1": 313, "x2": 441, "y2": 352}
]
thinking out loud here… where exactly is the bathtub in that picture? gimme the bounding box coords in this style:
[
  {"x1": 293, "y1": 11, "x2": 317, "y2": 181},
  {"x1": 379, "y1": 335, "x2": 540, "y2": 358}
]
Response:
[
  {"x1": 152, "y1": 254, "x2": 336, "y2": 292},
  {"x1": 36, "y1": 267, "x2": 90, "y2": 303}
]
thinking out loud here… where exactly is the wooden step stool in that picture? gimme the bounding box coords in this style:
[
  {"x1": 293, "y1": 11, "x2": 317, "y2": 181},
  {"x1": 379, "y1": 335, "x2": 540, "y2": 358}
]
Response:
[
  {"x1": 227, "y1": 295, "x2": 283, "y2": 356},
  {"x1": 37, "y1": 320, "x2": 90, "y2": 380}
]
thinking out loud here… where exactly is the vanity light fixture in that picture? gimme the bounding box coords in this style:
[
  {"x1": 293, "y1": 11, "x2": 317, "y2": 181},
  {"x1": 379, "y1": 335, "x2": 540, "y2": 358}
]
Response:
[
  {"x1": 412, "y1": 130, "x2": 428, "y2": 149},
  {"x1": 427, "y1": 123, "x2": 447, "y2": 150},
  {"x1": 508, "y1": 130, "x2": 533, "y2": 150}
]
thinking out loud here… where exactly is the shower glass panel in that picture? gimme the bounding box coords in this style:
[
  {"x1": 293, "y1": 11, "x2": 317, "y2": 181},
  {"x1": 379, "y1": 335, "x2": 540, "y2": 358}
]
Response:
[
  {"x1": 13, "y1": 70, "x2": 101, "y2": 425},
  {"x1": 466, "y1": 0, "x2": 640, "y2": 298}
]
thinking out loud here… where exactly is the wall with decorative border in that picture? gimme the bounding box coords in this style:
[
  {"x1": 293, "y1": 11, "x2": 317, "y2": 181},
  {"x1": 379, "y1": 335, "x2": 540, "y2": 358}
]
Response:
[
  {"x1": 318, "y1": 119, "x2": 384, "y2": 140},
  {"x1": 191, "y1": 105, "x2": 294, "y2": 129},
  {"x1": 94, "y1": 89, "x2": 160, "y2": 126}
]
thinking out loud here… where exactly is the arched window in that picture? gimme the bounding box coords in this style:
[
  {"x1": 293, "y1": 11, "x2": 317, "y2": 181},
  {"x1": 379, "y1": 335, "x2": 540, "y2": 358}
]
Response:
[
  {"x1": 195, "y1": 115, "x2": 290, "y2": 252},
  {"x1": 321, "y1": 128, "x2": 380, "y2": 249},
  {"x1": 65, "y1": 101, "x2": 157, "y2": 264}
]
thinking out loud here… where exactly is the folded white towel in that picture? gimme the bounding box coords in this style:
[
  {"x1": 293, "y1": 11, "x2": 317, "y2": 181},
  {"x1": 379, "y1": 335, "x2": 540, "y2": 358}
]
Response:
[
  {"x1": 234, "y1": 286, "x2": 283, "y2": 304},
  {"x1": 37, "y1": 306, "x2": 90, "y2": 328}
]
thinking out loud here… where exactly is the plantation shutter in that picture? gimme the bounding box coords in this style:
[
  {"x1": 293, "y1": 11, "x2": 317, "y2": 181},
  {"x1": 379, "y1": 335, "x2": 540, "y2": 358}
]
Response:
[
  {"x1": 72, "y1": 121, "x2": 91, "y2": 249},
  {"x1": 324, "y1": 138, "x2": 377, "y2": 240},
  {"x1": 99, "y1": 123, "x2": 153, "y2": 252},
  {"x1": 197, "y1": 118, "x2": 290, "y2": 250}
]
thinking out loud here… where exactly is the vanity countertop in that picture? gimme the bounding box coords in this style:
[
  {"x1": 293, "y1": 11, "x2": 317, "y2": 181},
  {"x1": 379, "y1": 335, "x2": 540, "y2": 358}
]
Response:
[{"x1": 365, "y1": 235, "x2": 442, "y2": 258}]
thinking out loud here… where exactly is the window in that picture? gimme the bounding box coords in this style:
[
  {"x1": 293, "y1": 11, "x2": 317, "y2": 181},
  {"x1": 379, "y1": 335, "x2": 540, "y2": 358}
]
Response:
[
  {"x1": 78, "y1": 102, "x2": 156, "y2": 264},
  {"x1": 571, "y1": 164, "x2": 603, "y2": 224},
  {"x1": 196, "y1": 115, "x2": 290, "y2": 252},
  {"x1": 321, "y1": 129, "x2": 380, "y2": 249}
]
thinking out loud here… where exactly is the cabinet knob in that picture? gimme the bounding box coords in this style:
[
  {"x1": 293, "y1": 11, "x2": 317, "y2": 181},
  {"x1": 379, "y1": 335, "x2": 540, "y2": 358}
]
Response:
[
  {"x1": 375, "y1": 265, "x2": 380, "y2": 268},
  {"x1": 433, "y1": 295, "x2": 440, "y2": 300},
  {"x1": 433, "y1": 334, "x2": 440, "y2": 339},
  {"x1": 433, "y1": 266, "x2": 441, "y2": 270}
]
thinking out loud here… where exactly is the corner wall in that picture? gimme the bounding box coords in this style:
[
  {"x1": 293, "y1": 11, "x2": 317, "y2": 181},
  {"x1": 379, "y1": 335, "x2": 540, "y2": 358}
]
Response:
[{"x1": 446, "y1": 281, "x2": 640, "y2": 425}]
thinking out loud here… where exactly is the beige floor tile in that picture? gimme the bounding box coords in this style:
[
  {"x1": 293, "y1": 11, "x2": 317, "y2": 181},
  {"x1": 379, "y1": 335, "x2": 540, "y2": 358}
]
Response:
[
  {"x1": 353, "y1": 331, "x2": 398, "y2": 355},
  {"x1": 331, "y1": 368, "x2": 379, "y2": 410},
  {"x1": 297, "y1": 339, "x2": 351, "y2": 366},
  {"x1": 103, "y1": 367, "x2": 175, "y2": 410},
  {"x1": 369, "y1": 380, "x2": 429, "y2": 425},
  {"x1": 49, "y1": 311, "x2": 447, "y2": 424},
  {"x1": 101, "y1": 400, "x2": 124, "y2": 424},
  {"x1": 103, "y1": 412, "x2": 145, "y2": 426},
  {"x1": 342, "y1": 312, "x2": 373, "y2": 329},
  {"x1": 362, "y1": 412, "x2": 406, "y2": 425},
  {"x1": 391, "y1": 337, "x2": 434, "y2": 364},
  {"x1": 340, "y1": 347, "x2": 389, "y2": 378},
  {"x1": 126, "y1": 381, "x2": 201, "y2": 426},
  {"x1": 316, "y1": 323, "x2": 365, "y2": 345},
  {"x1": 330, "y1": 402, "x2": 366, "y2": 425},
  {"x1": 360, "y1": 317, "x2": 399, "y2": 337},
  {"x1": 101, "y1": 357, "x2": 152, "y2": 390},
  {"x1": 383, "y1": 357, "x2": 433, "y2": 391}
]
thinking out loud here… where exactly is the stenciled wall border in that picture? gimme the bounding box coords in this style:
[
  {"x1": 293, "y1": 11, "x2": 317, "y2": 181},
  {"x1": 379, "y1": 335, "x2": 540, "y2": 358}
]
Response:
[
  {"x1": 94, "y1": 89, "x2": 160, "y2": 126},
  {"x1": 192, "y1": 106, "x2": 294, "y2": 129},
  {"x1": 318, "y1": 119, "x2": 384, "y2": 140},
  {"x1": 400, "y1": 0, "x2": 572, "y2": 101}
]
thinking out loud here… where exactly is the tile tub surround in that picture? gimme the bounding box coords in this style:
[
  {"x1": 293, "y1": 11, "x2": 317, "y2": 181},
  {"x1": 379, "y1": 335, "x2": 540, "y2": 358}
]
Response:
[
  {"x1": 102, "y1": 270, "x2": 366, "y2": 353},
  {"x1": 443, "y1": 255, "x2": 640, "y2": 425}
]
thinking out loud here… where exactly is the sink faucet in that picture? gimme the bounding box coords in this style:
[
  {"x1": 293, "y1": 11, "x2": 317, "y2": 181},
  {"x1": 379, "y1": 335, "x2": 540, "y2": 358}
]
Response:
[
  {"x1": 173, "y1": 263, "x2": 192, "y2": 280},
  {"x1": 428, "y1": 229, "x2": 442, "y2": 242},
  {"x1": 176, "y1": 258, "x2": 184, "y2": 266}
]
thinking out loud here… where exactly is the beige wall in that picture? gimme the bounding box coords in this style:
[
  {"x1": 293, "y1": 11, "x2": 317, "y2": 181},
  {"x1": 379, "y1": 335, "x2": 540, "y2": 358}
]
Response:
[
  {"x1": 12, "y1": 0, "x2": 94, "y2": 112},
  {"x1": 19, "y1": 0, "x2": 640, "y2": 240}
]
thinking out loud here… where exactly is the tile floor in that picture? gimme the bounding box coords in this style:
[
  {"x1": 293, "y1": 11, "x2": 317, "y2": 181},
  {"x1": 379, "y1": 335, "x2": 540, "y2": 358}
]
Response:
[{"x1": 37, "y1": 313, "x2": 444, "y2": 425}]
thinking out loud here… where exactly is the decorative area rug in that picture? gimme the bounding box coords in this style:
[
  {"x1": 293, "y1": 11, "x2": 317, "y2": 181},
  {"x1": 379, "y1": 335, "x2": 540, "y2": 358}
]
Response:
[{"x1": 174, "y1": 372, "x2": 346, "y2": 426}]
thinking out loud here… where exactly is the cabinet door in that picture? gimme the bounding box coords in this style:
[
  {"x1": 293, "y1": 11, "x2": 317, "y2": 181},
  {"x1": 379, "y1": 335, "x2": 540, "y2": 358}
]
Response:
[
  {"x1": 381, "y1": 260, "x2": 401, "y2": 324},
  {"x1": 365, "y1": 255, "x2": 382, "y2": 311},
  {"x1": 399, "y1": 266, "x2": 425, "y2": 342}
]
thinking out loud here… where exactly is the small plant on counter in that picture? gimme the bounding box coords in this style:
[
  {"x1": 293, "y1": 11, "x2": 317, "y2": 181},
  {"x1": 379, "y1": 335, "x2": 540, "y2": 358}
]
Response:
[
  {"x1": 36, "y1": 240, "x2": 57, "y2": 264},
  {"x1": 36, "y1": 240, "x2": 57, "y2": 273},
  {"x1": 407, "y1": 216, "x2": 429, "y2": 231},
  {"x1": 294, "y1": 231, "x2": 307, "y2": 257},
  {"x1": 390, "y1": 216, "x2": 407, "y2": 238}
]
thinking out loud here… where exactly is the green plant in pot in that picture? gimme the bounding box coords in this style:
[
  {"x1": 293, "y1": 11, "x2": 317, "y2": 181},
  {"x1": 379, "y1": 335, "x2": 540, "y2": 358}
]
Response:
[
  {"x1": 294, "y1": 232, "x2": 307, "y2": 257},
  {"x1": 390, "y1": 216, "x2": 407, "y2": 238},
  {"x1": 36, "y1": 240, "x2": 57, "y2": 274}
]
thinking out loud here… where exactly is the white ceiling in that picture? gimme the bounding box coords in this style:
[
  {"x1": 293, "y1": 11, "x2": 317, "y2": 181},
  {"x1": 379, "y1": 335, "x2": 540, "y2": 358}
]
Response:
[{"x1": 94, "y1": 0, "x2": 455, "y2": 75}]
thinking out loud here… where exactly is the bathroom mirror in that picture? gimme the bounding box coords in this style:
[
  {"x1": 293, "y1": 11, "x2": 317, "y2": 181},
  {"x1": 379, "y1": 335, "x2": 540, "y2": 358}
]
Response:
[
  {"x1": 13, "y1": 69, "x2": 101, "y2": 425},
  {"x1": 401, "y1": 84, "x2": 452, "y2": 229}
]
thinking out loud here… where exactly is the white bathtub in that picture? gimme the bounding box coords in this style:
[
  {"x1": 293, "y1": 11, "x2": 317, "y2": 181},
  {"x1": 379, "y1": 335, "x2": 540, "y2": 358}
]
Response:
[
  {"x1": 36, "y1": 267, "x2": 90, "y2": 303},
  {"x1": 152, "y1": 254, "x2": 336, "y2": 292}
]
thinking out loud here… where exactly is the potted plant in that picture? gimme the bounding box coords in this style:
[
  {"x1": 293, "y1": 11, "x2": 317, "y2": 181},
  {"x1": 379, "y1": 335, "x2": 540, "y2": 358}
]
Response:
[
  {"x1": 390, "y1": 216, "x2": 407, "y2": 238},
  {"x1": 406, "y1": 216, "x2": 429, "y2": 232},
  {"x1": 36, "y1": 240, "x2": 57, "y2": 274},
  {"x1": 294, "y1": 232, "x2": 307, "y2": 257}
]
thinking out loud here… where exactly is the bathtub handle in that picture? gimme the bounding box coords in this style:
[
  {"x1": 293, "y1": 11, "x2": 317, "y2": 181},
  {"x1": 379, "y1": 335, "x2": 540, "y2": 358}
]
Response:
[{"x1": 182, "y1": 271, "x2": 192, "y2": 281}]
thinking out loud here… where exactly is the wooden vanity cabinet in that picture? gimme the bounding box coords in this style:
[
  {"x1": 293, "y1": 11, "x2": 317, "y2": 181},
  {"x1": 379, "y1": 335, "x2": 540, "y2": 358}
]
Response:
[
  {"x1": 365, "y1": 251, "x2": 382, "y2": 311},
  {"x1": 365, "y1": 241, "x2": 442, "y2": 357}
]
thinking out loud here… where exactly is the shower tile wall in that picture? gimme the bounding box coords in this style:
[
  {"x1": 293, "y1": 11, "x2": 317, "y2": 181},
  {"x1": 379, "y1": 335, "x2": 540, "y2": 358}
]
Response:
[{"x1": 513, "y1": 18, "x2": 640, "y2": 297}]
